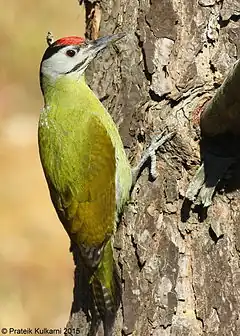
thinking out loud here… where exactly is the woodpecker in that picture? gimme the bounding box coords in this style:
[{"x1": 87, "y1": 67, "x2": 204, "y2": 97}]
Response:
[
  {"x1": 38, "y1": 34, "x2": 132, "y2": 335},
  {"x1": 38, "y1": 33, "x2": 174, "y2": 335}
]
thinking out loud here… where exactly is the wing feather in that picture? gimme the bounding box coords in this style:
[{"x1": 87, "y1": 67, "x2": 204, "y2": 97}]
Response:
[{"x1": 55, "y1": 116, "x2": 116, "y2": 247}]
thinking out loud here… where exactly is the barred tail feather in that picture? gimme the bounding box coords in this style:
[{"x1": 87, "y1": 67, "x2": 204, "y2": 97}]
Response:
[{"x1": 91, "y1": 241, "x2": 121, "y2": 336}]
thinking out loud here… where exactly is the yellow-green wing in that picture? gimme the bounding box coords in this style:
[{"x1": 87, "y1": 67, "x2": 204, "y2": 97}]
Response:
[{"x1": 53, "y1": 115, "x2": 116, "y2": 249}]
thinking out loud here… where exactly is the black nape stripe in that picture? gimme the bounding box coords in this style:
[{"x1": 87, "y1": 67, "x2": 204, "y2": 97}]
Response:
[
  {"x1": 42, "y1": 45, "x2": 65, "y2": 62},
  {"x1": 42, "y1": 44, "x2": 81, "y2": 62}
]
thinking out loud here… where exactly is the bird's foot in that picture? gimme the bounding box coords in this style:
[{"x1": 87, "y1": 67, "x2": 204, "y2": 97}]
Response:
[{"x1": 131, "y1": 129, "x2": 176, "y2": 188}]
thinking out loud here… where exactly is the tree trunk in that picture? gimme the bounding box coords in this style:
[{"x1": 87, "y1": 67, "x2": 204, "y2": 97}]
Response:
[{"x1": 67, "y1": 0, "x2": 240, "y2": 335}]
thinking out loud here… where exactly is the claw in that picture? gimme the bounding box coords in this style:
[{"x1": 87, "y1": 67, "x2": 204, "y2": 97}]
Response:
[{"x1": 131, "y1": 130, "x2": 176, "y2": 188}]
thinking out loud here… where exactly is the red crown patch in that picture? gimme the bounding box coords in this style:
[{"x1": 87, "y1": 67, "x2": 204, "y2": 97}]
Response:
[{"x1": 55, "y1": 36, "x2": 85, "y2": 46}]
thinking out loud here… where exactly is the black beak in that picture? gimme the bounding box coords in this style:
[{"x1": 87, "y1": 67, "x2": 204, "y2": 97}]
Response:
[{"x1": 86, "y1": 32, "x2": 126, "y2": 54}]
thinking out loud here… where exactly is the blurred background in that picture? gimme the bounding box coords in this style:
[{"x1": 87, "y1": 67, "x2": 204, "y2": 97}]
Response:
[{"x1": 0, "y1": 0, "x2": 84, "y2": 329}]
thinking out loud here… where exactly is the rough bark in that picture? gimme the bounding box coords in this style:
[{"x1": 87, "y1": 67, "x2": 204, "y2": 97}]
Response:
[{"x1": 67, "y1": 0, "x2": 240, "y2": 335}]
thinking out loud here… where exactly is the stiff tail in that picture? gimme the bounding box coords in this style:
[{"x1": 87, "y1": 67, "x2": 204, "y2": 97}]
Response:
[{"x1": 90, "y1": 240, "x2": 121, "y2": 336}]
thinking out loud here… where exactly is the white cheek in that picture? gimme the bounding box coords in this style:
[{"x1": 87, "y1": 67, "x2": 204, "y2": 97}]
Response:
[
  {"x1": 41, "y1": 53, "x2": 75, "y2": 79},
  {"x1": 41, "y1": 46, "x2": 93, "y2": 79}
]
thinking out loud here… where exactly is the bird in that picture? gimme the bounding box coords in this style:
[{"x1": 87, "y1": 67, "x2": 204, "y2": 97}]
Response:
[
  {"x1": 38, "y1": 33, "x2": 132, "y2": 335},
  {"x1": 38, "y1": 33, "x2": 174, "y2": 335}
]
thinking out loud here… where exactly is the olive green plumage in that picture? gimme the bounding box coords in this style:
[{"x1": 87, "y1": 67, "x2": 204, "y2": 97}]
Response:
[{"x1": 38, "y1": 51, "x2": 132, "y2": 334}]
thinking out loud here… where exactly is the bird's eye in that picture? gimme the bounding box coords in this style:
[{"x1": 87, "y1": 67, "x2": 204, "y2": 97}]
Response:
[{"x1": 66, "y1": 49, "x2": 76, "y2": 57}]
